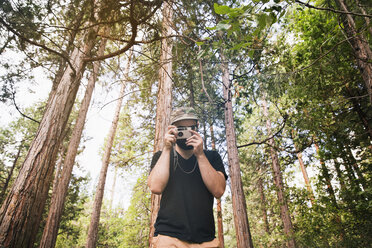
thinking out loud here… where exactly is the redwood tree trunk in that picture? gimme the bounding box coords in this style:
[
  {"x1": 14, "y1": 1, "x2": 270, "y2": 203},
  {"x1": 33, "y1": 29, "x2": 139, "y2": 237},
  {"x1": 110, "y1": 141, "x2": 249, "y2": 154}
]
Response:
[
  {"x1": 149, "y1": 1, "x2": 173, "y2": 245},
  {"x1": 262, "y1": 99, "x2": 296, "y2": 248},
  {"x1": 0, "y1": 29, "x2": 97, "y2": 248},
  {"x1": 39, "y1": 37, "x2": 107, "y2": 248},
  {"x1": 86, "y1": 51, "x2": 131, "y2": 248},
  {"x1": 334, "y1": 0, "x2": 372, "y2": 104},
  {"x1": 221, "y1": 52, "x2": 254, "y2": 248}
]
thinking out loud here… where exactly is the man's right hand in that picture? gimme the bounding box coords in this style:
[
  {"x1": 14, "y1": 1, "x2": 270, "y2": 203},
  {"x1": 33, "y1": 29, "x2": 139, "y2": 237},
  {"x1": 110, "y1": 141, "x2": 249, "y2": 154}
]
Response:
[{"x1": 164, "y1": 125, "x2": 177, "y2": 149}]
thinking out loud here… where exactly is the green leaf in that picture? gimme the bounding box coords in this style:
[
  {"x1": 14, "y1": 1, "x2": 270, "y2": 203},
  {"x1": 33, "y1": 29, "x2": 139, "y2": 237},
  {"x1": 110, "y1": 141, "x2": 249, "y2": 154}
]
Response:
[
  {"x1": 214, "y1": 3, "x2": 232, "y2": 15},
  {"x1": 196, "y1": 41, "x2": 204, "y2": 46}
]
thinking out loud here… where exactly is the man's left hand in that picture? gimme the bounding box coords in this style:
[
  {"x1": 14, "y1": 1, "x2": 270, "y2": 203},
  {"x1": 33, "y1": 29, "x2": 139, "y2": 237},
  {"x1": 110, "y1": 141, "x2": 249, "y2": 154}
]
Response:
[{"x1": 187, "y1": 130, "x2": 204, "y2": 156}]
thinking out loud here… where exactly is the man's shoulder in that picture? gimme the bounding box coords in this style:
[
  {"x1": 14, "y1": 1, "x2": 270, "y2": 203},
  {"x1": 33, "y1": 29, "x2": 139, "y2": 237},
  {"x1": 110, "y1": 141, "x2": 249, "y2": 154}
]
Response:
[{"x1": 203, "y1": 149, "x2": 221, "y2": 158}]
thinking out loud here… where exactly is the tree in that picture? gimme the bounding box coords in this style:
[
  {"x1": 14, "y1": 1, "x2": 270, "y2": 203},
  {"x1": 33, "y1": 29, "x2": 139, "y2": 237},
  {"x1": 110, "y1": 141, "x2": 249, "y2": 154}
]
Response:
[
  {"x1": 149, "y1": 1, "x2": 174, "y2": 244},
  {"x1": 220, "y1": 49, "x2": 254, "y2": 248},
  {"x1": 86, "y1": 51, "x2": 132, "y2": 248},
  {"x1": 39, "y1": 35, "x2": 108, "y2": 248}
]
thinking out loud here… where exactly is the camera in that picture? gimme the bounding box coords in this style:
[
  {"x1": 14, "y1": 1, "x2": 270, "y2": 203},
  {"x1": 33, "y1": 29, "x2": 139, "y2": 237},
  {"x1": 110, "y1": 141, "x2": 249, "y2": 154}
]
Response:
[{"x1": 176, "y1": 127, "x2": 193, "y2": 139}]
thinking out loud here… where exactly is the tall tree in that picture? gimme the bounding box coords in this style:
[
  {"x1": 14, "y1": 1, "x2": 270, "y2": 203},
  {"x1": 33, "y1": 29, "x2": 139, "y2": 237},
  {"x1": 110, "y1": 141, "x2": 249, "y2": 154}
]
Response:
[
  {"x1": 0, "y1": 3, "x2": 100, "y2": 246},
  {"x1": 220, "y1": 50, "x2": 254, "y2": 248},
  {"x1": 149, "y1": 0, "x2": 174, "y2": 244},
  {"x1": 262, "y1": 97, "x2": 297, "y2": 248},
  {"x1": 86, "y1": 51, "x2": 132, "y2": 248},
  {"x1": 39, "y1": 36, "x2": 108, "y2": 248}
]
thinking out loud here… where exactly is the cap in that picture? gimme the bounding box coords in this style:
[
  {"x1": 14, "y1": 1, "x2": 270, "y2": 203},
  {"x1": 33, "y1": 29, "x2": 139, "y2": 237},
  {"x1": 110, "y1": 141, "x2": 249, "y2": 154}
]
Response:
[{"x1": 170, "y1": 107, "x2": 198, "y2": 125}]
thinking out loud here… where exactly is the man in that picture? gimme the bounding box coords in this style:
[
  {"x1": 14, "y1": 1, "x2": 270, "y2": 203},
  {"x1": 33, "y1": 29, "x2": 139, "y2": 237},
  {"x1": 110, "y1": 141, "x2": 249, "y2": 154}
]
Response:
[{"x1": 148, "y1": 107, "x2": 228, "y2": 248}]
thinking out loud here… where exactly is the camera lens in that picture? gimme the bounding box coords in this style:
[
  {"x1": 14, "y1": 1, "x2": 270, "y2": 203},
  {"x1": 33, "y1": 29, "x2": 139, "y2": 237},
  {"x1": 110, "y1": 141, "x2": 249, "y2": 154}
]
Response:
[{"x1": 178, "y1": 131, "x2": 183, "y2": 137}]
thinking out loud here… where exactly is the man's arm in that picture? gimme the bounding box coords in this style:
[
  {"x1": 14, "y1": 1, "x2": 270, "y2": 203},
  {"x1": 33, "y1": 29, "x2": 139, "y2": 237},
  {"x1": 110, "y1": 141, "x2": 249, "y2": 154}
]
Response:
[
  {"x1": 188, "y1": 130, "x2": 226, "y2": 199},
  {"x1": 147, "y1": 147, "x2": 171, "y2": 194},
  {"x1": 196, "y1": 153, "x2": 226, "y2": 199},
  {"x1": 147, "y1": 126, "x2": 177, "y2": 194}
]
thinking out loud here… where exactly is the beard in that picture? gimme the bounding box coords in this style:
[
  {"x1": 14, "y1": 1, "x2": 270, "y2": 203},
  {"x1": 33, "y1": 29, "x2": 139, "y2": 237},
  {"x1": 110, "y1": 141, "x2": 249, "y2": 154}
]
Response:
[{"x1": 176, "y1": 139, "x2": 194, "y2": 150}]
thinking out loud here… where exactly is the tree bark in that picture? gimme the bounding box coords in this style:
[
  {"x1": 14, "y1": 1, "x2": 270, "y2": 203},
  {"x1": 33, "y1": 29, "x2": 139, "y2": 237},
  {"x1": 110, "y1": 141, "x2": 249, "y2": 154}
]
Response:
[
  {"x1": 39, "y1": 37, "x2": 107, "y2": 248},
  {"x1": 334, "y1": 0, "x2": 372, "y2": 104},
  {"x1": 262, "y1": 99, "x2": 296, "y2": 248},
  {"x1": 86, "y1": 51, "x2": 131, "y2": 248},
  {"x1": 0, "y1": 24, "x2": 97, "y2": 248},
  {"x1": 149, "y1": 1, "x2": 173, "y2": 245},
  {"x1": 220, "y1": 51, "x2": 254, "y2": 248}
]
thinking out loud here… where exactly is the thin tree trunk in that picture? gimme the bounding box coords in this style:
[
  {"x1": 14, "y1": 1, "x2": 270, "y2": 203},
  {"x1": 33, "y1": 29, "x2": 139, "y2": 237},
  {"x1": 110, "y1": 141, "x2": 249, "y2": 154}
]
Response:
[
  {"x1": 149, "y1": 1, "x2": 173, "y2": 245},
  {"x1": 220, "y1": 51, "x2": 254, "y2": 248},
  {"x1": 39, "y1": 37, "x2": 107, "y2": 248},
  {"x1": 86, "y1": 51, "x2": 131, "y2": 248},
  {"x1": 344, "y1": 85, "x2": 372, "y2": 141},
  {"x1": 313, "y1": 141, "x2": 338, "y2": 205},
  {"x1": 0, "y1": 22, "x2": 98, "y2": 248},
  {"x1": 314, "y1": 141, "x2": 346, "y2": 242},
  {"x1": 296, "y1": 151, "x2": 315, "y2": 204},
  {"x1": 257, "y1": 174, "x2": 270, "y2": 234},
  {"x1": 0, "y1": 141, "x2": 23, "y2": 202},
  {"x1": 110, "y1": 165, "x2": 118, "y2": 210},
  {"x1": 355, "y1": 0, "x2": 372, "y2": 36},
  {"x1": 335, "y1": 0, "x2": 372, "y2": 104},
  {"x1": 51, "y1": 144, "x2": 66, "y2": 195},
  {"x1": 262, "y1": 99, "x2": 296, "y2": 248}
]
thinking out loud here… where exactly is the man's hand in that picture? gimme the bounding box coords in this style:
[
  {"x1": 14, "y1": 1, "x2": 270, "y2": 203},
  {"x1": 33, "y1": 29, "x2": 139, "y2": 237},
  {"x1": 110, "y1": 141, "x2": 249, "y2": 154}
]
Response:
[
  {"x1": 164, "y1": 125, "x2": 177, "y2": 149},
  {"x1": 187, "y1": 130, "x2": 204, "y2": 156}
]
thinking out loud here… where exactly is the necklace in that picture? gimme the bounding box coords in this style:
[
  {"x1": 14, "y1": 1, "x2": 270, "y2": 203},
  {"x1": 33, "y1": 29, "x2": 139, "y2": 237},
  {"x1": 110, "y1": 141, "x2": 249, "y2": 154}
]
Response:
[{"x1": 174, "y1": 150, "x2": 197, "y2": 174}]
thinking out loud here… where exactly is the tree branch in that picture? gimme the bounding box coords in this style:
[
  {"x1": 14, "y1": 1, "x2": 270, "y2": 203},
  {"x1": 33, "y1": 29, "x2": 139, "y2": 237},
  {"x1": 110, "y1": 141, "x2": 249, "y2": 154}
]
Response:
[
  {"x1": 11, "y1": 91, "x2": 40, "y2": 124},
  {"x1": 237, "y1": 115, "x2": 288, "y2": 149},
  {"x1": 0, "y1": 17, "x2": 76, "y2": 75},
  {"x1": 295, "y1": 0, "x2": 372, "y2": 18}
]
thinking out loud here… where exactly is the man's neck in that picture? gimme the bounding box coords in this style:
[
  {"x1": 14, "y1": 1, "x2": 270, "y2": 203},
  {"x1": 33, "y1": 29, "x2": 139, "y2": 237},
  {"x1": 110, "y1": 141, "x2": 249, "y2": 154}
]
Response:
[{"x1": 175, "y1": 145, "x2": 194, "y2": 159}]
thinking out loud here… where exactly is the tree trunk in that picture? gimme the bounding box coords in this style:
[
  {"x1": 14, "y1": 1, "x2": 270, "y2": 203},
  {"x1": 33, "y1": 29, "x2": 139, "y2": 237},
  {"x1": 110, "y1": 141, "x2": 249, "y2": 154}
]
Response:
[
  {"x1": 149, "y1": 1, "x2": 173, "y2": 245},
  {"x1": 257, "y1": 175, "x2": 270, "y2": 234},
  {"x1": 51, "y1": 144, "x2": 66, "y2": 195},
  {"x1": 296, "y1": 151, "x2": 315, "y2": 204},
  {"x1": 39, "y1": 37, "x2": 107, "y2": 248},
  {"x1": 110, "y1": 165, "x2": 118, "y2": 210},
  {"x1": 86, "y1": 51, "x2": 131, "y2": 248},
  {"x1": 0, "y1": 24, "x2": 97, "y2": 247},
  {"x1": 344, "y1": 85, "x2": 372, "y2": 140},
  {"x1": 0, "y1": 141, "x2": 23, "y2": 203},
  {"x1": 313, "y1": 141, "x2": 338, "y2": 205},
  {"x1": 262, "y1": 99, "x2": 296, "y2": 248},
  {"x1": 334, "y1": 0, "x2": 372, "y2": 104},
  {"x1": 291, "y1": 132, "x2": 315, "y2": 205},
  {"x1": 220, "y1": 51, "x2": 254, "y2": 248}
]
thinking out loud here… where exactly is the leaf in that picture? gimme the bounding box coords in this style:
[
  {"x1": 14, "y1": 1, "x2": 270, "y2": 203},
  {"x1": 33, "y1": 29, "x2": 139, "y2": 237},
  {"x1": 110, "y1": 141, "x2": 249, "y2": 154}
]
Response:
[
  {"x1": 214, "y1": 3, "x2": 232, "y2": 15},
  {"x1": 196, "y1": 41, "x2": 204, "y2": 46}
]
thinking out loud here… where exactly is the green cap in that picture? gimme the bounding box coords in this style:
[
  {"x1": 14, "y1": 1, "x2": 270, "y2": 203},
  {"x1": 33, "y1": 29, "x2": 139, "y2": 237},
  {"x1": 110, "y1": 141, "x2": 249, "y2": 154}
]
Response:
[{"x1": 170, "y1": 107, "x2": 198, "y2": 124}]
